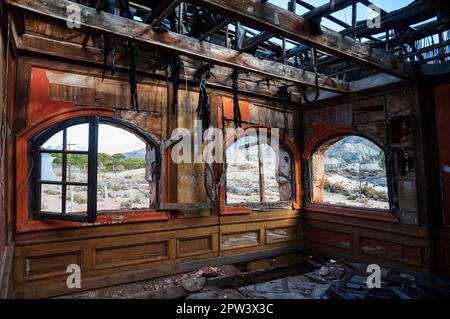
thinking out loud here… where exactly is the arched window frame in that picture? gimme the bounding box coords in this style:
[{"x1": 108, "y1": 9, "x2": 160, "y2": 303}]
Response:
[
  {"x1": 29, "y1": 116, "x2": 161, "y2": 223},
  {"x1": 15, "y1": 108, "x2": 166, "y2": 231},
  {"x1": 220, "y1": 126, "x2": 302, "y2": 215},
  {"x1": 306, "y1": 131, "x2": 395, "y2": 217},
  {"x1": 28, "y1": 116, "x2": 161, "y2": 223}
]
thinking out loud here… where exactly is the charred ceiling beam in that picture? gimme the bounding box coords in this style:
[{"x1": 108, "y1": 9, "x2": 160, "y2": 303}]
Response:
[
  {"x1": 147, "y1": 0, "x2": 182, "y2": 27},
  {"x1": 400, "y1": 39, "x2": 450, "y2": 60},
  {"x1": 7, "y1": 0, "x2": 350, "y2": 92},
  {"x1": 297, "y1": 0, "x2": 351, "y2": 30},
  {"x1": 371, "y1": 19, "x2": 450, "y2": 49},
  {"x1": 344, "y1": 0, "x2": 436, "y2": 39},
  {"x1": 14, "y1": 32, "x2": 306, "y2": 102},
  {"x1": 302, "y1": 0, "x2": 355, "y2": 32},
  {"x1": 199, "y1": 16, "x2": 230, "y2": 40},
  {"x1": 186, "y1": 0, "x2": 414, "y2": 80},
  {"x1": 358, "y1": 0, "x2": 388, "y2": 16},
  {"x1": 422, "y1": 0, "x2": 450, "y2": 20},
  {"x1": 241, "y1": 31, "x2": 274, "y2": 52}
]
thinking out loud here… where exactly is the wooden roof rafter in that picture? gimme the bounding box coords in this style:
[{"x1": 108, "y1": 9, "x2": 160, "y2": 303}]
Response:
[
  {"x1": 185, "y1": 0, "x2": 414, "y2": 80},
  {"x1": 6, "y1": 0, "x2": 350, "y2": 93},
  {"x1": 147, "y1": 0, "x2": 182, "y2": 27}
]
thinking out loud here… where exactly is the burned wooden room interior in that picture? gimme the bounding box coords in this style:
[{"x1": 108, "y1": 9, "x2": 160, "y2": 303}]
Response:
[{"x1": 0, "y1": 0, "x2": 450, "y2": 300}]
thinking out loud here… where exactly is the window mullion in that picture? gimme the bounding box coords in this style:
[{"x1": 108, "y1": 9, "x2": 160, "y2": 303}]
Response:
[
  {"x1": 61, "y1": 128, "x2": 67, "y2": 214},
  {"x1": 87, "y1": 117, "x2": 99, "y2": 222},
  {"x1": 257, "y1": 135, "x2": 266, "y2": 203}
]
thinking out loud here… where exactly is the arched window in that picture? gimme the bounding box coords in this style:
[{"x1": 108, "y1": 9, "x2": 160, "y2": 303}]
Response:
[
  {"x1": 225, "y1": 129, "x2": 295, "y2": 209},
  {"x1": 311, "y1": 135, "x2": 389, "y2": 210},
  {"x1": 30, "y1": 117, "x2": 160, "y2": 222}
]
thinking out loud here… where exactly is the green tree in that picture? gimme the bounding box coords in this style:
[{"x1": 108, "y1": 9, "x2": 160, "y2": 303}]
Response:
[{"x1": 112, "y1": 153, "x2": 126, "y2": 162}]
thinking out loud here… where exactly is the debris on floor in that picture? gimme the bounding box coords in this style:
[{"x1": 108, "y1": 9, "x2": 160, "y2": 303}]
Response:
[
  {"x1": 56, "y1": 255, "x2": 450, "y2": 299},
  {"x1": 56, "y1": 265, "x2": 237, "y2": 299}
]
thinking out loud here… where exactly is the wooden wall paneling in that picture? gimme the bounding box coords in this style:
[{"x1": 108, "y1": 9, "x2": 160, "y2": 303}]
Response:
[
  {"x1": 435, "y1": 238, "x2": 450, "y2": 275},
  {"x1": 13, "y1": 225, "x2": 220, "y2": 288},
  {"x1": 0, "y1": 0, "x2": 6, "y2": 256},
  {"x1": 265, "y1": 219, "x2": 301, "y2": 244},
  {"x1": 14, "y1": 245, "x2": 301, "y2": 298},
  {"x1": 12, "y1": 208, "x2": 305, "y2": 298},
  {"x1": 303, "y1": 215, "x2": 431, "y2": 274},
  {"x1": 14, "y1": 216, "x2": 219, "y2": 245},
  {"x1": 305, "y1": 221, "x2": 354, "y2": 250}
]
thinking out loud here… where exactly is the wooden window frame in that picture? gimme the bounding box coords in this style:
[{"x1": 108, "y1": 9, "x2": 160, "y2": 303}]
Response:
[
  {"x1": 16, "y1": 108, "x2": 169, "y2": 233},
  {"x1": 220, "y1": 126, "x2": 302, "y2": 215},
  {"x1": 30, "y1": 116, "x2": 97, "y2": 222},
  {"x1": 305, "y1": 130, "x2": 397, "y2": 223},
  {"x1": 29, "y1": 115, "x2": 161, "y2": 223}
]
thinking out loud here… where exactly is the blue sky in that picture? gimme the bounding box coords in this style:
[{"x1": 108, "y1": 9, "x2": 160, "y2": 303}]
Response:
[
  {"x1": 268, "y1": 0, "x2": 414, "y2": 32},
  {"x1": 257, "y1": 0, "x2": 417, "y2": 48}
]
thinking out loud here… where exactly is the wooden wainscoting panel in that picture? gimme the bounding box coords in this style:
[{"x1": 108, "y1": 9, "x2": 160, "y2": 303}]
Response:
[
  {"x1": 221, "y1": 231, "x2": 260, "y2": 250},
  {"x1": 306, "y1": 226, "x2": 353, "y2": 250},
  {"x1": 435, "y1": 238, "x2": 450, "y2": 275},
  {"x1": 265, "y1": 218, "x2": 301, "y2": 244},
  {"x1": 266, "y1": 226, "x2": 299, "y2": 244},
  {"x1": 359, "y1": 237, "x2": 422, "y2": 266},
  {"x1": 177, "y1": 236, "x2": 214, "y2": 257},
  {"x1": 93, "y1": 241, "x2": 169, "y2": 270},
  {"x1": 303, "y1": 213, "x2": 430, "y2": 274},
  {"x1": 25, "y1": 253, "x2": 81, "y2": 281}
]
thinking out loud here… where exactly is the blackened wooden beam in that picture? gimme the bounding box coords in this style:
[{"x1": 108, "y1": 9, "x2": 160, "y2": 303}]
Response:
[
  {"x1": 199, "y1": 16, "x2": 230, "y2": 40},
  {"x1": 148, "y1": 0, "x2": 182, "y2": 27},
  {"x1": 346, "y1": 1, "x2": 435, "y2": 39},
  {"x1": 303, "y1": 0, "x2": 355, "y2": 29},
  {"x1": 358, "y1": 0, "x2": 388, "y2": 16},
  {"x1": 6, "y1": 0, "x2": 350, "y2": 92},
  {"x1": 241, "y1": 31, "x2": 274, "y2": 52},
  {"x1": 422, "y1": 0, "x2": 450, "y2": 20},
  {"x1": 186, "y1": 0, "x2": 415, "y2": 79},
  {"x1": 298, "y1": 0, "x2": 350, "y2": 29}
]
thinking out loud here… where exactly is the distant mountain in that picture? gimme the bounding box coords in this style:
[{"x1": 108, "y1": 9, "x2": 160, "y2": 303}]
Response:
[
  {"x1": 325, "y1": 136, "x2": 381, "y2": 163},
  {"x1": 123, "y1": 148, "x2": 146, "y2": 159}
]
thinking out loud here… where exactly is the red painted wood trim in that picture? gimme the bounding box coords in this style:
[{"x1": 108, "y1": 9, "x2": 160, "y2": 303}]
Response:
[
  {"x1": 303, "y1": 122, "x2": 355, "y2": 160},
  {"x1": 15, "y1": 67, "x2": 170, "y2": 233},
  {"x1": 15, "y1": 107, "x2": 172, "y2": 233}
]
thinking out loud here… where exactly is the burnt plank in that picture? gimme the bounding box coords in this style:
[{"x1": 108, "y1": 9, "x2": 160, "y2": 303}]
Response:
[
  {"x1": 186, "y1": 0, "x2": 414, "y2": 79},
  {"x1": 7, "y1": 0, "x2": 350, "y2": 93}
]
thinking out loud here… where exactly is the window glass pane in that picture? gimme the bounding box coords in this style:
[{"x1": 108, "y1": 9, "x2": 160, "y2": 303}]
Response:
[
  {"x1": 67, "y1": 154, "x2": 88, "y2": 183},
  {"x1": 226, "y1": 135, "x2": 261, "y2": 203},
  {"x1": 40, "y1": 153, "x2": 62, "y2": 182},
  {"x1": 312, "y1": 135, "x2": 389, "y2": 209},
  {"x1": 40, "y1": 130, "x2": 63, "y2": 150},
  {"x1": 97, "y1": 123, "x2": 151, "y2": 211},
  {"x1": 40, "y1": 184, "x2": 62, "y2": 213},
  {"x1": 66, "y1": 185, "x2": 88, "y2": 214},
  {"x1": 67, "y1": 123, "x2": 89, "y2": 151}
]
